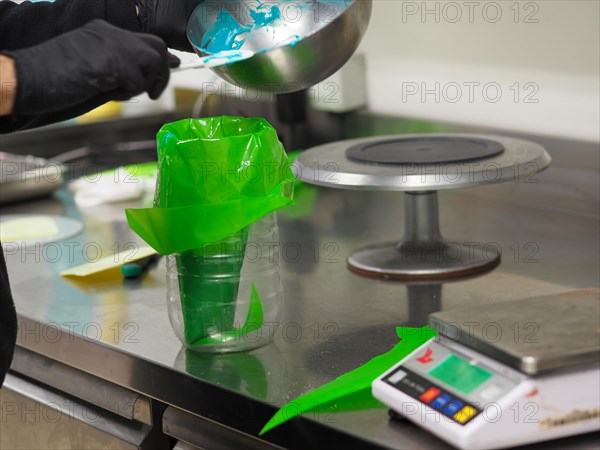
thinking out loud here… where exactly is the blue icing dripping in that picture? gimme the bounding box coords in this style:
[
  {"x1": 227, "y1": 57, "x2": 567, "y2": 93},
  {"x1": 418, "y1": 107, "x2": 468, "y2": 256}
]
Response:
[
  {"x1": 289, "y1": 35, "x2": 302, "y2": 47},
  {"x1": 250, "y1": 6, "x2": 282, "y2": 29},
  {"x1": 200, "y1": 9, "x2": 251, "y2": 53}
]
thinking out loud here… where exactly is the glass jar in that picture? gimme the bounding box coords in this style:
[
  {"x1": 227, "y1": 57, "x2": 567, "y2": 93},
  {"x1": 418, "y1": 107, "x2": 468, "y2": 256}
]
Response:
[{"x1": 166, "y1": 213, "x2": 283, "y2": 353}]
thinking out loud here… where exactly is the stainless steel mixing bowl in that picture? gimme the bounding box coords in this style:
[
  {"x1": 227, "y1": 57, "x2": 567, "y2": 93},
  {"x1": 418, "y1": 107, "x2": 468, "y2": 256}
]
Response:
[
  {"x1": 187, "y1": 0, "x2": 372, "y2": 94},
  {"x1": 0, "y1": 152, "x2": 65, "y2": 204}
]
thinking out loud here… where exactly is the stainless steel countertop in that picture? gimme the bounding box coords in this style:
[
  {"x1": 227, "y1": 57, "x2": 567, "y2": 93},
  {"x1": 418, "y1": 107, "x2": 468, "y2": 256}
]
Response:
[{"x1": 2, "y1": 133, "x2": 599, "y2": 449}]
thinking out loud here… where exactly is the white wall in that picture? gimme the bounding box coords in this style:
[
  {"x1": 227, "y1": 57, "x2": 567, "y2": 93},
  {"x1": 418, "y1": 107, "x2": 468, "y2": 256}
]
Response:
[{"x1": 356, "y1": 0, "x2": 600, "y2": 142}]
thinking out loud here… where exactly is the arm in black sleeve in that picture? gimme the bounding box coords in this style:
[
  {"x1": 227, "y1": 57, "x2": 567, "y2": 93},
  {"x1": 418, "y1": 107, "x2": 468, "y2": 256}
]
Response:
[
  {"x1": 0, "y1": 0, "x2": 140, "y2": 51},
  {"x1": 0, "y1": 244, "x2": 17, "y2": 387},
  {"x1": 0, "y1": 93, "x2": 111, "y2": 133},
  {"x1": 0, "y1": 20, "x2": 179, "y2": 134}
]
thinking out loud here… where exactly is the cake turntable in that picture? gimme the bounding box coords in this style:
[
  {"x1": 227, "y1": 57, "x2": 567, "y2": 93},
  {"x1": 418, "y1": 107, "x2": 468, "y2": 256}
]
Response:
[{"x1": 295, "y1": 134, "x2": 551, "y2": 280}]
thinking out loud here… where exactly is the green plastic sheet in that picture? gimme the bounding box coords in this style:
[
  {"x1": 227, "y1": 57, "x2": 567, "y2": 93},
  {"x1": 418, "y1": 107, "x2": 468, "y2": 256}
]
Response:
[
  {"x1": 279, "y1": 150, "x2": 318, "y2": 220},
  {"x1": 190, "y1": 282, "x2": 265, "y2": 347},
  {"x1": 126, "y1": 117, "x2": 294, "y2": 346},
  {"x1": 260, "y1": 326, "x2": 437, "y2": 435},
  {"x1": 175, "y1": 228, "x2": 249, "y2": 346},
  {"x1": 126, "y1": 116, "x2": 294, "y2": 255}
]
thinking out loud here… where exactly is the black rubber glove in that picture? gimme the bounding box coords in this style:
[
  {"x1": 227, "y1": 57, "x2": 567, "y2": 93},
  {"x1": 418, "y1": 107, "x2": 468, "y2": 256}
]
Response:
[
  {"x1": 136, "y1": 0, "x2": 205, "y2": 52},
  {"x1": 3, "y1": 19, "x2": 180, "y2": 118}
]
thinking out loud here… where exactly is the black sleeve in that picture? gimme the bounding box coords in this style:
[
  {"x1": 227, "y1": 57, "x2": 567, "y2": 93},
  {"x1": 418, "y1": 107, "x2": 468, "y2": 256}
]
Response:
[
  {"x1": 0, "y1": 244, "x2": 17, "y2": 387},
  {"x1": 0, "y1": 0, "x2": 141, "y2": 51},
  {"x1": 0, "y1": 92, "x2": 113, "y2": 134}
]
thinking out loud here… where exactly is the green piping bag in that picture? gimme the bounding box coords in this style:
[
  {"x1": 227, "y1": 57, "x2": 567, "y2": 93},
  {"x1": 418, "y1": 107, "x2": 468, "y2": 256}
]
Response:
[
  {"x1": 190, "y1": 282, "x2": 265, "y2": 347},
  {"x1": 126, "y1": 117, "x2": 293, "y2": 347},
  {"x1": 260, "y1": 326, "x2": 437, "y2": 435},
  {"x1": 126, "y1": 116, "x2": 294, "y2": 255}
]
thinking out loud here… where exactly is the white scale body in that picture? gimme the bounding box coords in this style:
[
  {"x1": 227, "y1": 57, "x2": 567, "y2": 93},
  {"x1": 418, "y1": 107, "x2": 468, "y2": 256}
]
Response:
[{"x1": 372, "y1": 291, "x2": 600, "y2": 449}]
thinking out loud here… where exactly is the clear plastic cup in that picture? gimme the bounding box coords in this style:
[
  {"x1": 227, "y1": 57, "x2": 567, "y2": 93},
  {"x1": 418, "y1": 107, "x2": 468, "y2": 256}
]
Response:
[{"x1": 166, "y1": 213, "x2": 283, "y2": 353}]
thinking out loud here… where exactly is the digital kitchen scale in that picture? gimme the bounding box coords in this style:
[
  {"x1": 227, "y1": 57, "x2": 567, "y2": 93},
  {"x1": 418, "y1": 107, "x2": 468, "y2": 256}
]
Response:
[{"x1": 372, "y1": 290, "x2": 600, "y2": 449}]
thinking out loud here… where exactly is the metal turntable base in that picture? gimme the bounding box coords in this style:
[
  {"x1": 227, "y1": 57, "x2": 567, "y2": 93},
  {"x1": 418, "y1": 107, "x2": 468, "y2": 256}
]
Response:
[{"x1": 295, "y1": 134, "x2": 551, "y2": 280}]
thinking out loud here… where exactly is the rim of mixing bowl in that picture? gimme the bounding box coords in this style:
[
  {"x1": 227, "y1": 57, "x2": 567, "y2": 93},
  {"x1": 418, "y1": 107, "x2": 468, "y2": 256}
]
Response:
[{"x1": 186, "y1": 0, "x2": 359, "y2": 57}]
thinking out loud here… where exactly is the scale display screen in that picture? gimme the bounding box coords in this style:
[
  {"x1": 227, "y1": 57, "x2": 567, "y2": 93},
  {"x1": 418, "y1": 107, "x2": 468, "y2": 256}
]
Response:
[{"x1": 428, "y1": 355, "x2": 492, "y2": 394}]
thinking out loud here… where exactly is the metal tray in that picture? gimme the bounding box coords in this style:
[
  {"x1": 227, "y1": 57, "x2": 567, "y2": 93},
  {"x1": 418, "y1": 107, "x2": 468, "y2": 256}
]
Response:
[{"x1": 0, "y1": 152, "x2": 65, "y2": 205}]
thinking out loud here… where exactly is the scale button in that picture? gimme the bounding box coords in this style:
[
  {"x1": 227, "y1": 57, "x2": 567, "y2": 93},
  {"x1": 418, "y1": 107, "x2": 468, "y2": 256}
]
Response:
[
  {"x1": 442, "y1": 400, "x2": 464, "y2": 416},
  {"x1": 430, "y1": 393, "x2": 452, "y2": 410},
  {"x1": 480, "y1": 384, "x2": 503, "y2": 402},
  {"x1": 388, "y1": 370, "x2": 407, "y2": 384},
  {"x1": 419, "y1": 387, "x2": 441, "y2": 403},
  {"x1": 454, "y1": 405, "x2": 478, "y2": 424}
]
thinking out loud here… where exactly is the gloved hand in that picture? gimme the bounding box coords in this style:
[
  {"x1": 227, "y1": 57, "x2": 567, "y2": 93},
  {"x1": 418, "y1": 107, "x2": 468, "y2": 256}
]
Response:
[
  {"x1": 3, "y1": 19, "x2": 180, "y2": 118},
  {"x1": 136, "y1": 0, "x2": 205, "y2": 52}
]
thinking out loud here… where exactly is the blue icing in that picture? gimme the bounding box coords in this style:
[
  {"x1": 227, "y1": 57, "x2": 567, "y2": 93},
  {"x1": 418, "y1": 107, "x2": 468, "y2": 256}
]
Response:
[
  {"x1": 203, "y1": 52, "x2": 246, "y2": 64},
  {"x1": 250, "y1": 6, "x2": 282, "y2": 28},
  {"x1": 289, "y1": 35, "x2": 302, "y2": 47},
  {"x1": 200, "y1": 9, "x2": 251, "y2": 53},
  {"x1": 200, "y1": 1, "x2": 350, "y2": 55},
  {"x1": 200, "y1": 4, "x2": 285, "y2": 54}
]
